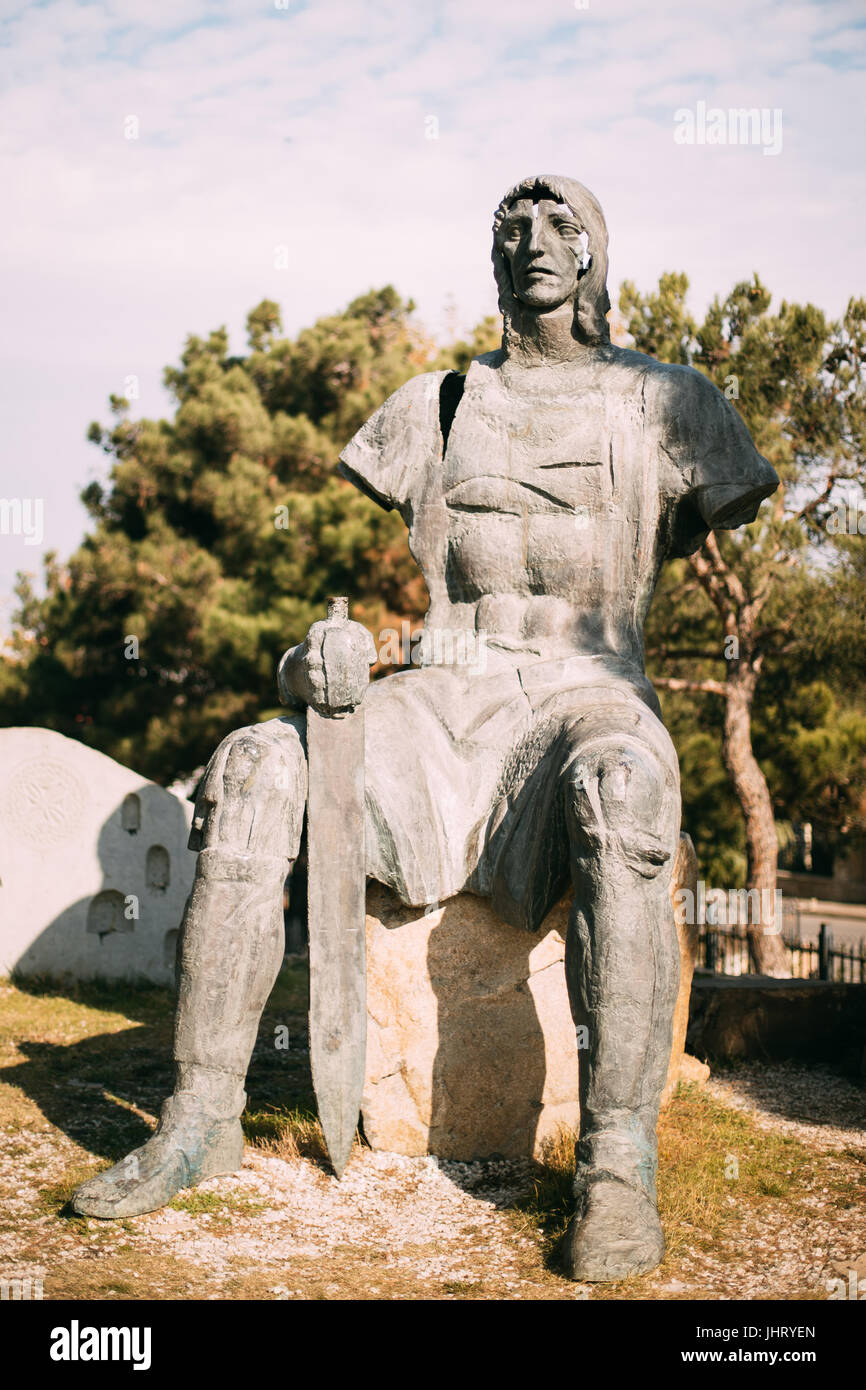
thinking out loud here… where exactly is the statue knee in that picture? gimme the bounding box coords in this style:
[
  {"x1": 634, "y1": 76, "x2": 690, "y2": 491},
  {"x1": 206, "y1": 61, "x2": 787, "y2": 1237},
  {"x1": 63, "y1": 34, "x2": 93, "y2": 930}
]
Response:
[
  {"x1": 190, "y1": 719, "x2": 307, "y2": 857},
  {"x1": 565, "y1": 740, "x2": 677, "y2": 879}
]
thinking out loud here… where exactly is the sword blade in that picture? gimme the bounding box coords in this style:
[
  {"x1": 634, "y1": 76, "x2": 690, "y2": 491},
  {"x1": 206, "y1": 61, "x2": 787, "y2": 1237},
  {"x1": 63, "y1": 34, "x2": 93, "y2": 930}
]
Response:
[{"x1": 306, "y1": 703, "x2": 366, "y2": 1179}]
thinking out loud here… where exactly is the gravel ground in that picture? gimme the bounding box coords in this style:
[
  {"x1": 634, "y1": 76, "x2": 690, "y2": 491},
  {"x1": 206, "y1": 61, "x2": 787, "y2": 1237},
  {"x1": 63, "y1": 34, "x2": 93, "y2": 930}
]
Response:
[
  {"x1": 1, "y1": 1060, "x2": 863, "y2": 1301},
  {"x1": 706, "y1": 1061, "x2": 866, "y2": 1152},
  {"x1": 147, "y1": 1150, "x2": 553, "y2": 1297}
]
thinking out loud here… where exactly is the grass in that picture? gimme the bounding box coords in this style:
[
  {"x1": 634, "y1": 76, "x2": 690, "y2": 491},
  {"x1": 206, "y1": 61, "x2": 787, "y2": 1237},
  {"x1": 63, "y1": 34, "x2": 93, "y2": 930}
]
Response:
[
  {"x1": 2, "y1": 967, "x2": 864, "y2": 1300},
  {"x1": 37, "y1": 1166, "x2": 109, "y2": 1219},
  {"x1": 657, "y1": 1082, "x2": 814, "y2": 1255},
  {"x1": 0, "y1": 960, "x2": 313, "y2": 1153},
  {"x1": 243, "y1": 1104, "x2": 362, "y2": 1169},
  {"x1": 507, "y1": 1079, "x2": 865, "y2": 1294},
  {"x1": 513, "y1": 1083, "x2": 820, "y2": 1246},
  {"x1": 511, "y1": 1127, "x2": 576, "y2": 1243},
  {"x1": 168, "y1": 1190, "x2": 267, "y2": 1224},
  {"x1": 514, "y1": 1082, "x2": 820, "y2": 1249}
]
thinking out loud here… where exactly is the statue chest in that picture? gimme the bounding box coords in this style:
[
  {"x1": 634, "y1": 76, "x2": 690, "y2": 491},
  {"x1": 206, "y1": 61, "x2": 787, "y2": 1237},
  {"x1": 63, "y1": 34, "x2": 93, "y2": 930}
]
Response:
[
  {"x1": 442, "y1": 379, "x2": 614, "y2": 516},
  {"x1": 416, "y1": 362, "x2": 656, "y2": 602}
]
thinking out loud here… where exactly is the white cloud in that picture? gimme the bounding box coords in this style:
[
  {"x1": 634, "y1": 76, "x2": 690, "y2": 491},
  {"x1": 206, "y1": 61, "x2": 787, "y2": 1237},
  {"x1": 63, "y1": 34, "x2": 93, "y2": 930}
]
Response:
[{"x1": 0, "y1": 0, "x2": 864, "y2": 612}]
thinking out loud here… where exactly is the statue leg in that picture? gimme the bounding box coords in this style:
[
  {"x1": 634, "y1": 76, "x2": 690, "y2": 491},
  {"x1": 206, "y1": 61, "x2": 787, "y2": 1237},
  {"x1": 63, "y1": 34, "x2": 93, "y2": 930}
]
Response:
[
  {"x1": 559, "y1": 727, "x2": 680, "y2": 1281},
  {"x1": 72, "y1": 716, "x2": 306, "y2": 1219}
]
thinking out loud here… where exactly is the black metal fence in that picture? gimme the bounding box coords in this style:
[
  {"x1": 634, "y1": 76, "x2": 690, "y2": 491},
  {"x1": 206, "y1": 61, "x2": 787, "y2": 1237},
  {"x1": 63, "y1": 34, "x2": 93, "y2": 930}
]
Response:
[{"x1": 701, "y1": 920, "x2": 866, "y2": 982}]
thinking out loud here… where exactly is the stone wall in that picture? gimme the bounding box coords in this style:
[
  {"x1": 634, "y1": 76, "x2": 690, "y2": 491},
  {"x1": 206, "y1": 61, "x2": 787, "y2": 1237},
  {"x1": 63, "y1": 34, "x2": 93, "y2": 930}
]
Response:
[{"x1": 688, "y1": 973, "x2": 866, "y2": 1070}]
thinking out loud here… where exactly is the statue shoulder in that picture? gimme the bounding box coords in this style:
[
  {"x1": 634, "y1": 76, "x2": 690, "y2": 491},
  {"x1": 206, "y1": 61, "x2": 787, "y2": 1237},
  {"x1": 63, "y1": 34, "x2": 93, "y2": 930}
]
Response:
[
  {"x1": 338, "y1": 370, "x2": 452, "y2": 515},
  {"x1": 616, "y1": 355, "x2": 780, "y2": 550},
  {"x1": 379, "y1": 368, "x2": 454, "y2": 409},
  {"x1": 645, "y1": 357, "x2": 736, "y2": 423},
  {"x1": 599, "y1": 345, "x2": 722, "y2": 415},
  {"x1": 636, "y1": 359, "x2": 761, "y2": 466},
  {"x1": 604, "y1": 349, "x2": 767, "y2": 467}
]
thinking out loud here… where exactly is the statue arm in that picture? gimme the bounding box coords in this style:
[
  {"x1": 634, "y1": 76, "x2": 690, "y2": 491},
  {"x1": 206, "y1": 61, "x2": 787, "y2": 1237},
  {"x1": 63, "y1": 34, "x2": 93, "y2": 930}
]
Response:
[
  {"x1": 275, "y1": 373, "x2": 448, "y2": 714},
  {"x1": 659, "y1": 367, "x2": 779, "y2": 556},
  {"x1": 337, "y1": 370, "x2": 452, "y2": 520}
]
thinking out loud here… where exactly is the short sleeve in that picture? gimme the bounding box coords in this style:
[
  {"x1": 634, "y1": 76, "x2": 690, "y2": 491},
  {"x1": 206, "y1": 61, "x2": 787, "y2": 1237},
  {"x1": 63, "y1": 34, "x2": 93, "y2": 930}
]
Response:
[
  {"x1": 337, "y1": 371, "x2": 448, "y2": 520},
  {"x1": 658, "y1": 367, "x2": 780, "y2": 557}
]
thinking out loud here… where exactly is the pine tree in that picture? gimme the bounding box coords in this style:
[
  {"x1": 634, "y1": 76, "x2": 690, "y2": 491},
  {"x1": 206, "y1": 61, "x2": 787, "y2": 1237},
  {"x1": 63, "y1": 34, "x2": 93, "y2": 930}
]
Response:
[
  {"x1": 0, "y1": 290, "x2": 436, "y2": 779},
  {"x1": 623, "y1": 275, "x2": 866, "y2": 973}
]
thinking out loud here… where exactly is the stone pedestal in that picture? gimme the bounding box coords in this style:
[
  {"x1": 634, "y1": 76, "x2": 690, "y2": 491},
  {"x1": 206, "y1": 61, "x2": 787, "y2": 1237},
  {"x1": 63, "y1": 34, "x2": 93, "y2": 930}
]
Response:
[
  {"x1": 662, "y1": 833, "x2": 701, "y2": 1106},
  {"x1": 362, "y1": 832, "x2": 700, "y2": 1160}
]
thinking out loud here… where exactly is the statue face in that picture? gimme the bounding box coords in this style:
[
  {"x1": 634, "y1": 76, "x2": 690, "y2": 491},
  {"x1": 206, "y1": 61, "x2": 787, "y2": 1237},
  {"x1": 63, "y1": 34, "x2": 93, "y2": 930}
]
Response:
[{"x1": 498, "y1": 197, "x2": 585, "y2": 310}]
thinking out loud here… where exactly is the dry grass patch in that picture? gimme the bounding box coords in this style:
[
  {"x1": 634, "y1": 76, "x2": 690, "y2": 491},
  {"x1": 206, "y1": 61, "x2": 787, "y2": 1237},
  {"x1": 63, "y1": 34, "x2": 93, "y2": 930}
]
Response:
[
  {"x1": 3, "y1": 972, "x2": 864, "y2": 1301},
  {"x1": 657, "y1": 1081, "x2": 817, "y2": 1258},
  {"x1": 508, "y1": 1079, "x2": 863, "y2": 1292},
  {"x1": 243, "y1": 1104, "x2": 369, "y2": 1173}
]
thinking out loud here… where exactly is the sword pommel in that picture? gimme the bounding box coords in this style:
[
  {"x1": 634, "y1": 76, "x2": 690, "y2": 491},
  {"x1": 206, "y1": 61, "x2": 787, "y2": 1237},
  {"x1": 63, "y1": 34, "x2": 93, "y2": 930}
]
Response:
[{"x1": 326, "y1": 596, "x2": 349, "y2": 623}]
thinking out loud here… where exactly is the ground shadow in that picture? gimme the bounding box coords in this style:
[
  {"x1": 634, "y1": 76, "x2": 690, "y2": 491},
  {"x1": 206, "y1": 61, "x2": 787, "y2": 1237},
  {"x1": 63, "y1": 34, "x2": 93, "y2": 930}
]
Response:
[
  {"x1": 428, "y1": 899, "x2": 549, "y2": 1159},
  {"x1": 703, "y1": 1059, "x2": 866, "y2": 1135},
  {"x1": 1, "y1": 963, "x2": 313, "y2": 1164}
]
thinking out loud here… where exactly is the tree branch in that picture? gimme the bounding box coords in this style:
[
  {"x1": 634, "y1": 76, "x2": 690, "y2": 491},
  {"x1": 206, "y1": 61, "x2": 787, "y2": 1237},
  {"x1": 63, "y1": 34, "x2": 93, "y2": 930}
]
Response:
[
  {"x1": 704, "y1": 531, "x2": 748, "y2": 609},
  {"x1": 654, "y1": 677, "x2": 728, "y2": 697},
  {"x1": 791, "y1": 469, "x2": 858, "y2": 524},
  {"x1": 646, "y1": 648, "x2": 728, "y2": 660},
  {"x1": 687, "y1": 547, "x2": 735, "y2": 622}
]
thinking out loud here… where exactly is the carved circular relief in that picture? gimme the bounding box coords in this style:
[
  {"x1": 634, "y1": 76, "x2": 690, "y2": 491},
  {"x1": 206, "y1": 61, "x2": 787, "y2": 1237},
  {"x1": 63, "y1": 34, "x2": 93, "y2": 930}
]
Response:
[{"x1": 2, "y1": 758, "x2": 89, "y2": 845}]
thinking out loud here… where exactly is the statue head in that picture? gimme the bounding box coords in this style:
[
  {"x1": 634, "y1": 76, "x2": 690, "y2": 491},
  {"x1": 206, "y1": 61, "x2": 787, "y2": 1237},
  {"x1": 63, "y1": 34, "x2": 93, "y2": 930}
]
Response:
[{"x1": 492, "y1": 175, "x2": 611, "y2": 346}]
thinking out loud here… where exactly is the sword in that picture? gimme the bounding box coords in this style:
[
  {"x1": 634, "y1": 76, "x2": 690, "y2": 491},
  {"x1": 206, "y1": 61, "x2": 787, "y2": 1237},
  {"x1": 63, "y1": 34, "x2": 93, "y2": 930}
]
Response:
[{"x1": 306, "y1": 597, "x2": 371, "y2": 1178}]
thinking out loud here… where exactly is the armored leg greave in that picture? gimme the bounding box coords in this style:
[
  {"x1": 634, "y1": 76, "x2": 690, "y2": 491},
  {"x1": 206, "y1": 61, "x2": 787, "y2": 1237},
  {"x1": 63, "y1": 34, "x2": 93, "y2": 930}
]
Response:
[
  {"x1": 72, "y1": 717, "x2": 306, "y2": 1219},
  {"x1": 561, "y1": 735, "x2": 681, "y2": 1280}
]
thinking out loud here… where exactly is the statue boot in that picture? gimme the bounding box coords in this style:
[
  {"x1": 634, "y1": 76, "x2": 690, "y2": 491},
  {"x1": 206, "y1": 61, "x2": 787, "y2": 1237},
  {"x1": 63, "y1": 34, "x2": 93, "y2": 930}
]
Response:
[
  {"x1": 559, "y1": 735, "x2": 681, "y2": 1281},
  {"x1": 73, "y1": 719, "x2": 306, "y2": 1219}
]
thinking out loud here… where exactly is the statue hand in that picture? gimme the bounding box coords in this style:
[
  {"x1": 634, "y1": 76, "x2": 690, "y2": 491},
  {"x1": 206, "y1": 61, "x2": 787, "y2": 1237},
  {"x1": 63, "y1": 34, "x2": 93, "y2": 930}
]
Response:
[{"x1": 278, "y1": 602, "x2": 377, "y2": 716}]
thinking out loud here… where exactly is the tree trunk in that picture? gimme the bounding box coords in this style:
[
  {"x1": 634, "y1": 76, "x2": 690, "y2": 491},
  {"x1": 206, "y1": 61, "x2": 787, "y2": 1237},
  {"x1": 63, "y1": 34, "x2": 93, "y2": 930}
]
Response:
[{"x1": 722, "y1": 665, "x2": 790, "y2": 977}]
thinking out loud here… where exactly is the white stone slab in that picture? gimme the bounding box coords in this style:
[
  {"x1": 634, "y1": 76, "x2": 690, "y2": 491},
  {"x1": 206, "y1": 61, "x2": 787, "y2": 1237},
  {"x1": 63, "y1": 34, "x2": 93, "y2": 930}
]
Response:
[{"x1": 0, "y1": 727, "x2": 195, "y2": 984}]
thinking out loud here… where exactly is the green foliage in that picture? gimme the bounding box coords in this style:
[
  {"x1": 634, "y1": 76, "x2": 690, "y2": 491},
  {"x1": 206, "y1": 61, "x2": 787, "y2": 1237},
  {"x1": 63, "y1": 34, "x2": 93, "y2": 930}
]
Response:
[
  {"x1": 0, "y1": 289, "x2": 463, "y2": 780},
  {"x1": 626, "y1": 274, "x2": 866, "y2": 880},
  {"x1": 433, "y1": 315, "x2": 502, "y2": 373},
  {"x1": 620, "y1": 272, "x2": 696, "y2": 365},
  {"x1": 5, "y1": 262, "x2": 865, "y2": 883}
]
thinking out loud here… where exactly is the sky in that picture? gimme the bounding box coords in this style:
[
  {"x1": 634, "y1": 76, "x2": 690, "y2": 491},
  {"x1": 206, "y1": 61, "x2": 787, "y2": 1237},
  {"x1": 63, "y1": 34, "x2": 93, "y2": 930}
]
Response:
[{"x1": 1, "y1": 0, "x2": 864, "y2": 624}]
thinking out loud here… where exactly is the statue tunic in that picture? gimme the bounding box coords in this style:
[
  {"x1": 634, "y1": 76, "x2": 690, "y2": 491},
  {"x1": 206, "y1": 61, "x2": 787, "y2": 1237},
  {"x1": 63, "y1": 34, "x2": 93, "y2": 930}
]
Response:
[{"x1": 337, "y1": 348, "x2": 778, "y2": 930}]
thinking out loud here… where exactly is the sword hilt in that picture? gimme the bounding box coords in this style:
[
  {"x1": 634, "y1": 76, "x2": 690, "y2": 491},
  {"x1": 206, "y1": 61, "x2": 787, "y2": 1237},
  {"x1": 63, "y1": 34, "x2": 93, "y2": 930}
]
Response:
[
  {"x1": 319, "y1": 596, "x2": 375, "y2": 716},
  {"x1": 326, "y1": 596, "x2": 349, "y2": 624}
]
